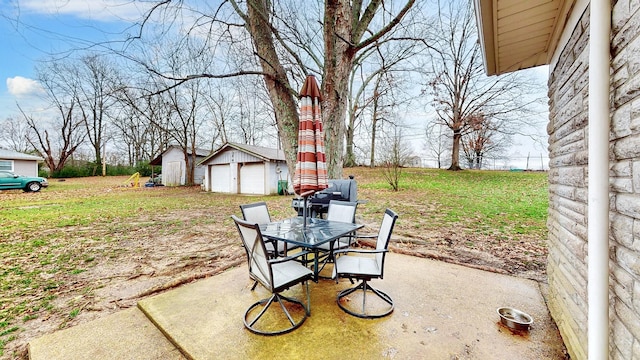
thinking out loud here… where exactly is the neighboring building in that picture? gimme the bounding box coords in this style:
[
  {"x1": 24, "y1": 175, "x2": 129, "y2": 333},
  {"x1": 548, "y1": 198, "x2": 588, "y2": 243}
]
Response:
[
  {"x1": 149, "y1": 146, "x2": 209, "y2": 186},
  {"x1": 475, "y1": 1, "x2": 640, "y2": 359},
  {"x1": 0, "y1": 148, "x2": 44, "y2": 177},
  {"x1": 199, "y1": 142, "x2": 288, "y2": 195},
  {"x1": 406, "y1": 156, "x2": 422, "y2": 168}
]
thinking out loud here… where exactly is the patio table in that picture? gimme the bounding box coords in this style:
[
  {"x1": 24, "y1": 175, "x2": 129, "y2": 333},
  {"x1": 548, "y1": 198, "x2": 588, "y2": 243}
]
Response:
[{"x1": 260, "y1": 216, "x2": 363, "y2": 281}]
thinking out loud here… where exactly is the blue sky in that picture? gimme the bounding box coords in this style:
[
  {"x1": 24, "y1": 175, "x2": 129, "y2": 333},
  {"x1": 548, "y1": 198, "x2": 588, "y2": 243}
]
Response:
[{"x1": 0, "y1": 1, "x2": 148, "y2": 120}]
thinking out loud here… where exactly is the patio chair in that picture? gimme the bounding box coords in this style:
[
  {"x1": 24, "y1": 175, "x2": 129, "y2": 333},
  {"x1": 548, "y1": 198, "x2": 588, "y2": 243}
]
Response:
[
  {"x1": 240, "y1": 202, "x2": 289, "y2": 257},
  {"x1": 314, "y1": 200, "x2": 358, "y2": 275},
  {"x1": 232, "y1": 215, "x2": 313, "y2": 335},
  {"x1": 333, "y1": 208, "x2": 398, "y2": 319}
]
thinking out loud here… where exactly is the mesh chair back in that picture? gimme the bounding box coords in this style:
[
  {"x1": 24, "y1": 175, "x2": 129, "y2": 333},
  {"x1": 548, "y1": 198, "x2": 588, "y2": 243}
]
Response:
[
  {"x1": 326, "y1": 200, "x2": 357, "y2": 223},
  {"x1": 240, "y1": 202, "x2": 271, "y2": 225},
  {"x1": 375, "y1": 209, "x2": 398, "y2": 277},
  {"x1": 232, "y1": 215, "x2": 273, "y2": 291}
]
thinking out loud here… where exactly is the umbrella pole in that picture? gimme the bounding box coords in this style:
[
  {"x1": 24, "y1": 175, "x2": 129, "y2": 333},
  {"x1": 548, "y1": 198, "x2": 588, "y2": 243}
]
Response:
[
  {"x1": 303, "y1": 196, "x2": 308, "y2": 229},
  {"x1": 298, "y1": 190, "x2": 314, "y2": 229}
]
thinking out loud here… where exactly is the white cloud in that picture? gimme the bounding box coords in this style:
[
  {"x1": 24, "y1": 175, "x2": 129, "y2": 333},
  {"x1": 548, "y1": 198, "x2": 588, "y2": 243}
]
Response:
[
  {"x1": 6, "y1": 76, "x2": 44, "y2": 97},
  {"x1": 18, "y1": 0, "x2": 149, "y2": 21}
]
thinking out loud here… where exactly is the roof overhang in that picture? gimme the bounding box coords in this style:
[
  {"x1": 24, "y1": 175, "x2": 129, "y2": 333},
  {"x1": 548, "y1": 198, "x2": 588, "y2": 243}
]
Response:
[
  {"x1": 474, "y1": 0, "x2": 575, "y2": 75},
  {"x1": 197, "y1": 142, "x2": 286, "y2": 166},
  {"x1": 0, "y1": 148, "x2": 44, "y2": 161}
]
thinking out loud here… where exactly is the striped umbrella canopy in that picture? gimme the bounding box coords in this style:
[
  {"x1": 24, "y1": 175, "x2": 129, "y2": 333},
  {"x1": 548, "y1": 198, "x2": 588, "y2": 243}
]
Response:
[{"x1": 293, "y1": 75, "x2": 329, "y2": 196}]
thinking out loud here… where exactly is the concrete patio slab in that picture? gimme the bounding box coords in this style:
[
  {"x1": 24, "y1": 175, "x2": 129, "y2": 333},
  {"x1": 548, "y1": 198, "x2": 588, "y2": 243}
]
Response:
[
  {"x1": 137, "y1": 253, "x2": 565, "y2": 359},
  {"x1": 28, "y1": 307, "x2": 185, "y2": 360}
]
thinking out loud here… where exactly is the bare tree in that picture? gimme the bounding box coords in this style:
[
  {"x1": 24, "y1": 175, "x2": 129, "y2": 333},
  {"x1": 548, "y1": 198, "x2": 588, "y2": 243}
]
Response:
[
  {"x1": 18, "y1": 91, "x2": 87, "y2": 176},
  {"x1": 17, "y1": 60, "x2": 90, "y2": 175},
  {"x1": 369, "y1": 73, "x2": 392, "y2": 167},
  {"x1": 424, "y1": 121, "x2": 451, "y2": 169},
  {"x1": 163, "y1": 79, "x2": 207, "y2": 186},
  {"x1": 111, "y1": 90, "x2": 163, "y2": 166},
  {"x1": 112, "y1": 73, "x2": 174, "y2": 166},
  {"x1": 137, "y1": 35, "x2": 216, "y2": 185},
  {"x1": 125, "y1": 0, "x2": 417, "y2": 179},
  {"x1": 379, "y1": 125, "x2": 413, "y2": 191},
  {"x1": 362, "y1": 68, "x2": 413, "y2": 168},
  {"x1": 28, "y1": 56, "x2": 118, "y2": 175},
  {"x1": 460, "y1": 114, "x2": 509, "y2": 169},
  {"x1": 73, "y1": 55, "x2": 120, "y2": 175},
  {"x1": 345, "y1": 40, "x2": 419, "y2": 167},
  {"x1": 319, "y1": 1, "x2": 415, "y2": 177},
  {"x1": 202, "y1": 86, "x2": 234, "y2": 148},
  {"x1": 421, "y1": 0, "x2": 543, "y2": 170},
  {"x1": 205, "y1": 77, "x2": 276, "y2": 148},
  {"x1": 0, "y1": 116, "x2": 32, "y2": 153}
]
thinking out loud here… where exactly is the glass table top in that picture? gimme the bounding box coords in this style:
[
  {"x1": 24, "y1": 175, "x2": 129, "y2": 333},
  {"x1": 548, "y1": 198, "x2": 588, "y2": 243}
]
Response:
[{"x1": 260, "y1": 217, "x2": 363, "y2": 248}]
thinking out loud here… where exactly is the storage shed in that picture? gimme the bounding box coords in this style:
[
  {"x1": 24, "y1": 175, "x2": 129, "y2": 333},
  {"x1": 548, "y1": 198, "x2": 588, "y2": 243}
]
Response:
[
  {"x1": 0, "y1": 148, "x2": 43, "y2": 177},
  {"x1": 199, "y1": 143, "x2": 288, "y2": 195},
  {"x1": 149, "y1": 145, "x2": 209, "y2": 186}
]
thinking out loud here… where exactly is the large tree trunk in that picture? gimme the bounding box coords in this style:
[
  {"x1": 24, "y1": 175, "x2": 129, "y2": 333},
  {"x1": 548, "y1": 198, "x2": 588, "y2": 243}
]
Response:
[
  {"x1": 184, "y1": 148, "x2": 195, "y2": 186},
  {"x1": 322, "y1": 0, "x2": 356, "y2": 179},
  {"x1": 91, "y1": 138, "x2": 102, "y2": 176},
  {"x1": 240, "y1": 0, "x2": 414, "y2": 179},
  {"x1": 344, "y1": 110, "x2": 357, "y2": 167},
  {"x1": 449, "y1": 129, "x2": 462, "y2": 171},
  {"x1": 369, "y1": 121, "x2": 377, "y2": 167},
  {"x1": 246, "y1": 1, "x2": 299, "y2": 176}
]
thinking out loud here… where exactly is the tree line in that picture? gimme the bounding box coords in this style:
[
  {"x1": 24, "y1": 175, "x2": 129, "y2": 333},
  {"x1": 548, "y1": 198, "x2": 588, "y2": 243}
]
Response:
[{"x1": 0, "y1": 0, "x2": 545, "y2": 183}]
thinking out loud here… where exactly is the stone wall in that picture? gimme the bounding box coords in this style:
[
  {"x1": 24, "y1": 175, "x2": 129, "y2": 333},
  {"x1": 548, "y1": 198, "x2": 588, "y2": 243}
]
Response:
[
  {"x1": 547, "y1": 6, "x2": 590, "y2": 359},
  {"x1": 610, "y1": 1, "x2": 640, "y2": 359},
  {"x1": 547, "y1": 1, "x2": 640, "y2": 359}
]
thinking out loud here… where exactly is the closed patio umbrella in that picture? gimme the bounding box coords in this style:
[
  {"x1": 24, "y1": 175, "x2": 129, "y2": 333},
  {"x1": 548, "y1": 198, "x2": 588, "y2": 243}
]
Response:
[{"x1": 293, "y1": 75, "x2": 328, "y2": 226}]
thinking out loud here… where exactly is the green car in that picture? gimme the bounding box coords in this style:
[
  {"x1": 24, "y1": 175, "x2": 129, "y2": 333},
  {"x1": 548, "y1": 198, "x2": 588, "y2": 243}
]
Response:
[{"x1": 0, "y1": 171, "x2": 49, "y2": 192}]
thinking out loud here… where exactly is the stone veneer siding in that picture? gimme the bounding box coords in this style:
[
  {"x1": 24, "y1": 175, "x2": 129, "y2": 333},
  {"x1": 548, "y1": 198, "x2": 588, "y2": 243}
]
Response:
[{"x1": 546, "y1": 2, "x2": 640, "y2": 359}]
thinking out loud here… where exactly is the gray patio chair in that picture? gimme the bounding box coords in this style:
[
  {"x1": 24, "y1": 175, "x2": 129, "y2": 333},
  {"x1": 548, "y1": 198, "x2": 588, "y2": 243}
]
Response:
[
  {"x1": 333, "y1": 208, "x2": 398, "y2": 319},
  {"x1": 240, "y1": 202, "x2": 290, "y2": 257},
  {"x1": 232, "y1": 215, "x2": 313, "y2": 335},
  {"x1": 314, "y1": 200, "x2": 358, "y2": 275}
]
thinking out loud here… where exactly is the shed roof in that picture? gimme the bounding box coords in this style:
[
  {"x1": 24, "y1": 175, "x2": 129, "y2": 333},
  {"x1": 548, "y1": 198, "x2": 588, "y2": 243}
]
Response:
[
  {"x1": 474, "y1": 0, "x2": 574, "y2": 75},
  {"x1": 149, "y1": 145, "x2": 210, "y2": 166},
  {"x1": 198, "y1": 142, "x2": 286, "y2": 165},
  {"x1": 0, "y1": 148, "x2": 44, "y2": 161}
]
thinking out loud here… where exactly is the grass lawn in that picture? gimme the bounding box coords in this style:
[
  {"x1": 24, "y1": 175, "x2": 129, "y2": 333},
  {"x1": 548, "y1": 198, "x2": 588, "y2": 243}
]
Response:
[{"x1": 0, "y1": 166, "x2": 548, "y2": 358}]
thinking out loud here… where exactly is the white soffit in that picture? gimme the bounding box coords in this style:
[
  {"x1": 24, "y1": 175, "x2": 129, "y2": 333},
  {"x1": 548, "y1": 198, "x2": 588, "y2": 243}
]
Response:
[{"x1": 475, "y1": 0, "x2": 574, "y2": 75}]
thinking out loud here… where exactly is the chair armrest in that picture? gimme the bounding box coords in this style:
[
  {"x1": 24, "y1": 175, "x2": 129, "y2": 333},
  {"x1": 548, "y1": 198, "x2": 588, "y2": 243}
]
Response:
[
  {"x1": 269, "y1": 250, "x2": 311, "y2": 264},
  {"x1": 355, "y1": 234, "x2": 377, "y2": 239},
  {"x1": 333, "y1": 248, "x2": 387, "y2": 256},
  {"x1": 313, "y1": 192, "x2": 329, "y2": 199}
]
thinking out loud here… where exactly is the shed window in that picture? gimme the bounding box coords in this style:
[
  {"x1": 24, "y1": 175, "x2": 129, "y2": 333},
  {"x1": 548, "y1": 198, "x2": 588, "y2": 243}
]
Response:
[{"x1": 0, "y1": 160, "x2": 13, "y2": 171}]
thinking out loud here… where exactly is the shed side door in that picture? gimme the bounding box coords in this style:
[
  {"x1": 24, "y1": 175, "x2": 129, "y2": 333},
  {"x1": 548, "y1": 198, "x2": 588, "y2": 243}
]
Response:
[{"x1": 165, "y1": 161, "x2": 183, "y2": 186}]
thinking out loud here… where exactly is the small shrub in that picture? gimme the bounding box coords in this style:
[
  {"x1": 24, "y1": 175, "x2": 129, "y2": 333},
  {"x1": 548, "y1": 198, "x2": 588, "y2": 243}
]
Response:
[
  {"x1": 50, "y1": 163, "x2": 140, "y2": 178},
  {"x1": 134, "y1": 161, "x2": 154, "y2": 177},
  {"x1": 105, "y1": 164, "x2": 136, "y2": 176}
]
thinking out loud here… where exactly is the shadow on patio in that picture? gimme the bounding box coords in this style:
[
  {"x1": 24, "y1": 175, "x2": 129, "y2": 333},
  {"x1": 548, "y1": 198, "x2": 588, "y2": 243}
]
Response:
[{"x1": 29, "y1": 253, "x2": 566, "y2": 359}]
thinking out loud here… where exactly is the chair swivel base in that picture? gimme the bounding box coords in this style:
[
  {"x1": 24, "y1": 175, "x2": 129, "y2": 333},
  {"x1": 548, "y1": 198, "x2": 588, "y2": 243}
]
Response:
[
  {"x1": 337, "y1": 280, "x2": 394, "y2": 319},
  {"x1": 244, "y1": 293, "x2": 309, "y2": 335}
]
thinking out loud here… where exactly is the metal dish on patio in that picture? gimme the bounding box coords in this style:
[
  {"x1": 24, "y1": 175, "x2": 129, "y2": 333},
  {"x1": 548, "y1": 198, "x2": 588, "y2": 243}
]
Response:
[{"x1": 497, "y1": 307, "x2": 533, "y2": 331}]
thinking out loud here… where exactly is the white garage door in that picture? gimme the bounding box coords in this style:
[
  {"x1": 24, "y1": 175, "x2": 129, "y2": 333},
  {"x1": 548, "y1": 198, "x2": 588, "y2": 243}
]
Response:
[
  {"x1": 240, "y1": 163, "x2": 265, "y2": 194},
  {"x1": 211, "y1": 165, "x2": 230, "y2": 193}
]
